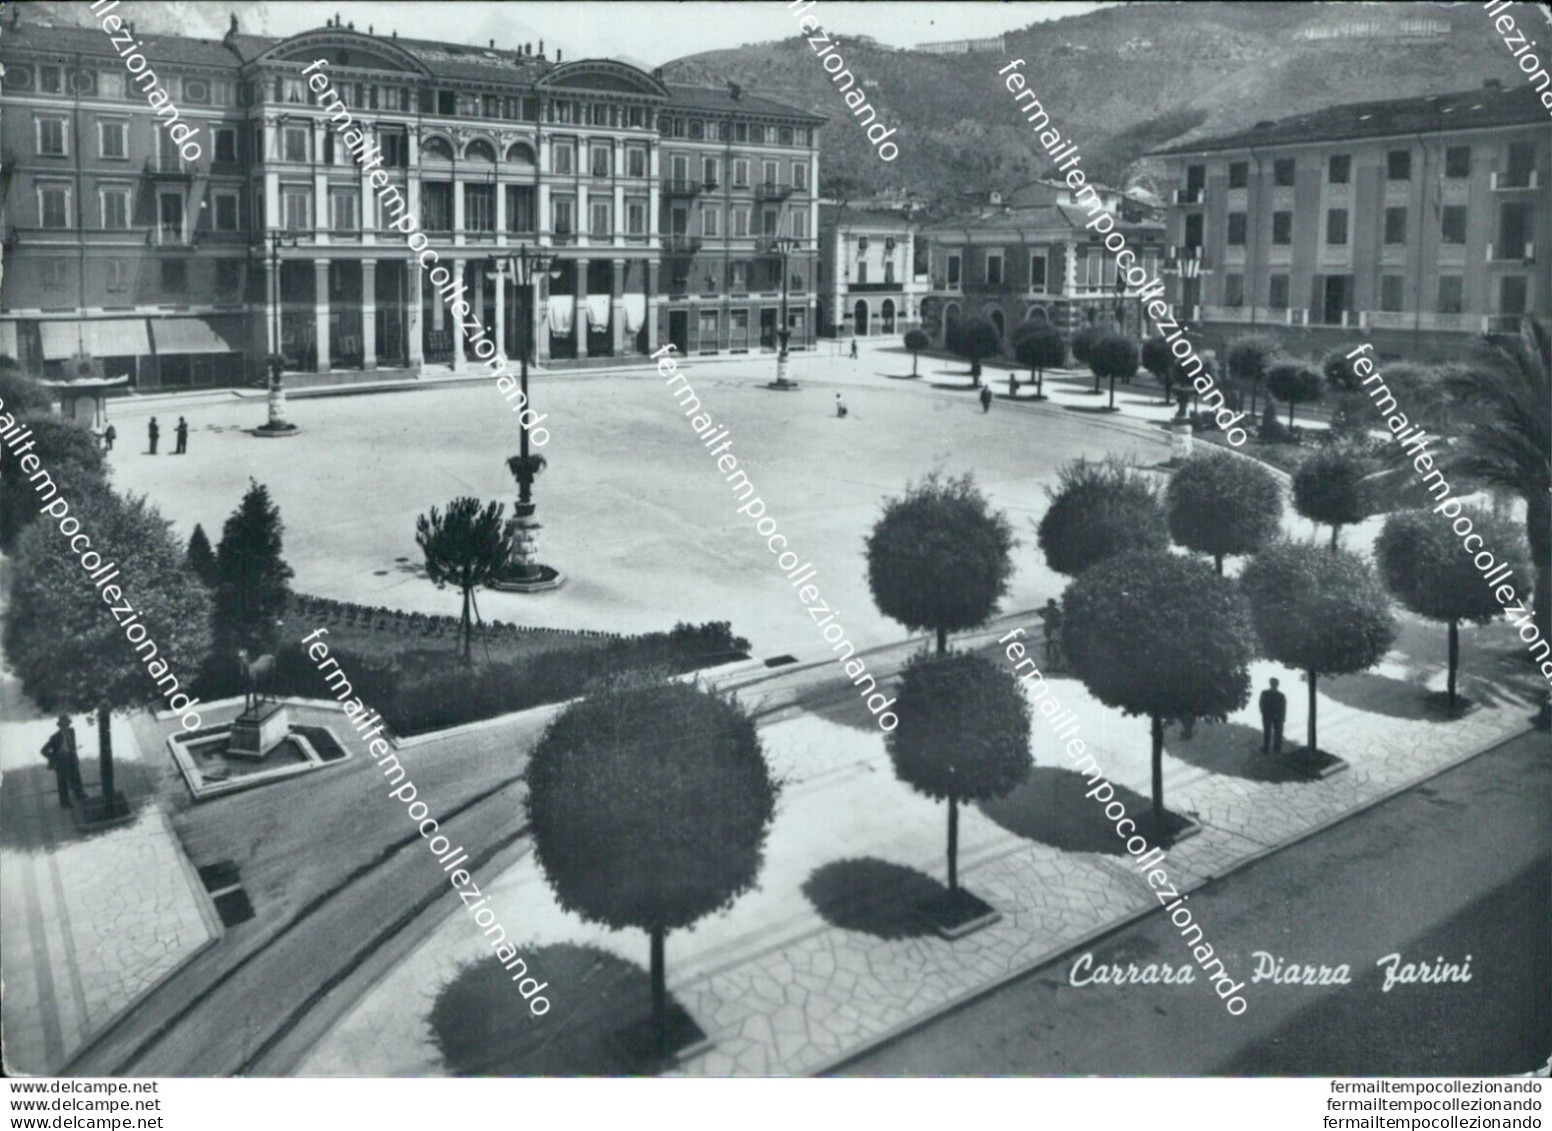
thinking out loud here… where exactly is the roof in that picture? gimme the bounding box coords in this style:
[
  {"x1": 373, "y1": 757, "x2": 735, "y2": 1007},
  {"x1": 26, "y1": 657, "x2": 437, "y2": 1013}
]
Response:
[
  {"x1": 820, "y1": 204, "x2": 915, "y2": 229},
  {"x1": 1150, "y1": 83, "x2": 1546, "y2": 156},
  {"x1": 0, "y1": 21, "x2": 238, "y2": 67},
  {"x1": 664, "y1": 83, "x2": 824, "y2": 122},
  {"x1": 920, "y1": 203, "x2": 1163, "y2": 235}
]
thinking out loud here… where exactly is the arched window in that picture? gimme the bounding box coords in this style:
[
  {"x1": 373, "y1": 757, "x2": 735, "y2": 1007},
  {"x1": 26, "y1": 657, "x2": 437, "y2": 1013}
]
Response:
[
  {"x1": 422, "y1": 136, "x2": 454, "y2": 161},
  {"x1": 880, "y1": 299, "x2": 896, "y2": 334},
  {"x1": 506, "y1": 141, "x2": 537, "y2": 165},
  {"x1": 1025, "y1": 305, "x2": 1049, "y2": 324},
  {"x1": 465, "y1": 139, "x2": 497, "y2": 163},
  {"x1": 853, "y1": 299, "x2": 870, "y2": 337}
]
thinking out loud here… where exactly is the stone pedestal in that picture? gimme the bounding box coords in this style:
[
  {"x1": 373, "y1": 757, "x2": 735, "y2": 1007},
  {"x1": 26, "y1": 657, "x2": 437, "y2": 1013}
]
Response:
[
  {"x1": 1169, "y1": 420, "x2": 1194, "y2": 461},
  {"x1": 227, "y1": 702, "x2": 291, "y2": 760}
]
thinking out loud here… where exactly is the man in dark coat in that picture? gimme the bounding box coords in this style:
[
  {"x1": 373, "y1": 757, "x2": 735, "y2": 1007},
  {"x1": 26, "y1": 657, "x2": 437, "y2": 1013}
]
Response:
[
  {"x1": 1259, "y1": 677, "x2": 1287, "y2": 754},
  {"x1": 174, "y1": 416, "x2": 189, "y2": 454},
  {"x1": 102, "y1": 424, "x2": 116, "y2": 452},
  {"x1": 42, "y1": 715, "x2": 88, "y2": 809},
  {"x1": 979, "y1": 384, "x2": 994, "y2": 413},
  {"x1": 148, "y1": 416, "x2": 160, "y2": 455}
]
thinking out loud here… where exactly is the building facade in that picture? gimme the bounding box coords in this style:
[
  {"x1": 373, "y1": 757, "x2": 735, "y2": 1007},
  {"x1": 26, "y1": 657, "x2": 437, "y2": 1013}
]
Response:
[
  {"x1": 816, "y1": 204, "x2": 927, "y2": 339},
  {"x1": 0, "y1": 14, "x2": 821, "y2": 388},
  {"x1": 1148, "y1": 81, "x2": 1550, "y2": 359}
]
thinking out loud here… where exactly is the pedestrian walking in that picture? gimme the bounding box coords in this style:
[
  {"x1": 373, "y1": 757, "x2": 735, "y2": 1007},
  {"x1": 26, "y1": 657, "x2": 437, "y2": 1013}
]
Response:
[
  {"x1": 41, "y1": 715, "x2": 88, "y2": 810},
  {"x1": 979, "y1": 384, "x2": 994, "y2": 413},
  {"x1": 148, "y1": 417, "x2": 160, "y2": 455},
  {"x1": 1259, "y1": 677, "x2": 1287, "y2": 754},
  {"x1": 849, "y1": 338, "x2": 858, "y2": 361},
  {"x1": 174, "y1": 416, "x2": 189, "y2": 455},
  {"x1": 1037, "y1": 598, "x2": 1063, "y2": 668},
  {"x1": 835, "y1": 394, "x2": 848, "y2": 419},
  {"x1": 102, "y1": 424, "x2": 116, "y2": 452}
]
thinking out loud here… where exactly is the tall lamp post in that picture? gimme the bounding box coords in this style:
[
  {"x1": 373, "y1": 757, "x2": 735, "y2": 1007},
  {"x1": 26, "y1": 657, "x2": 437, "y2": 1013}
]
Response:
[
  {"x1": 773, "y1": 235, "x2": 801, "y2": 388},
  {"x1": 490, "y1": 246, "x2": 563, "y2": 592},
  {"x1": 250, "y1": 229, "x2": 300, "y2": 434}
]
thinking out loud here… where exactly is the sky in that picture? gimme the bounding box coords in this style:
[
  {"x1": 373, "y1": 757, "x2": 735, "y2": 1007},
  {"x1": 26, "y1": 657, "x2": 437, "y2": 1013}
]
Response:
[{"x1": 158, "y1": 0, "x2": 1110, "y2": 67}]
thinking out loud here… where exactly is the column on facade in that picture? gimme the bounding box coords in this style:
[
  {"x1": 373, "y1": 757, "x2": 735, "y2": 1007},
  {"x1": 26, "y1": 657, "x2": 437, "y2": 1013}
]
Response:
[
  {"x1": 313, "y1": 123, "x2": 329, "y2": 244},
  {"x1": 264, "y1": 169, "x2": 281, "y2": 230},
  {"x1": 645, "y1": 259, "x2": 660, "y2": 352},
  {"x1": 473, "y1": 258, "x2": 486, "y2": 341},
  {"x1": 574, "y1": 258, "x2": 590, "y2": 358},
  {"x1": 451, "y1": 259, "x2": 468, "y2": 370},
  {"x1": 453, "y1": 178, "x2": 466, "y2": 247},
  {"x1": 611, "y1": 258, "x2": 628, "y2": 356},
  {"x1": 533, "y1": 272, "x2": 550, "y2": 364},
  {"x1": 360, "y1": 125, "x2": 377, "y2": 243},
  {"x1": 495, "y1": 180, "x2": 508, "y2": 244},
  {"x1": 313, "y1": 259, "x2": 331, "y2": 372},
  {"x1": 538, "y1": 136, "x2": 552, "y2": 242},
  {"x1": 493, "y1": 263, "x2": 507, "y2": 361},
  {"x1": 361, "y1": 259, "x2": 378, "y2": 370},
  {"x1": 648, "y1": 145, "x2": 661, "y2": 239},
  {"x1": 407, "y1": 260, "x2": 425, "y2": 367}
]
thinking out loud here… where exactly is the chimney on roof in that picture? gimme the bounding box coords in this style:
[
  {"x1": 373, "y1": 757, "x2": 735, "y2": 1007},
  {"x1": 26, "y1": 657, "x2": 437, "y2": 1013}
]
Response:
[
  {"x1": 539, "y1": 39, "x2": 545, "y2": 57},
  {"x1": 392, "y1": 29, "x2": 397, "y2": 38},
  {"x1": 348, "y1": 20, "x2": 355, "y2": 30},
  {"x1": 557, "y1": 48, "x2": 562, "y2": 61},
  {"x1": 226, "y1": 13, "x2": 238, "y2": 38},
  {"x1": 490, "y1": 39, "x2": 495, "y2": 48},
  {"x1": 369, "y1": 25, "x2": 373, "y2": 34},
  {"x1": 729, "y1": 81, "x2": 742, "y2": 100},
  {"x1": 653, "y1": 66, "x2": 664, "y2": 80},
  {"x1": 1483, "y1": 78, "x2": 1502, "y2": 89}
]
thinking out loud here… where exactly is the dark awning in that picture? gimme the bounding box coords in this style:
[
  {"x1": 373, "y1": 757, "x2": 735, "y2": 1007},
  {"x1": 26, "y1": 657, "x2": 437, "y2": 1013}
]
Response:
[{"x1": 150, "y1": 317, "x2": 245, "y2": 355}]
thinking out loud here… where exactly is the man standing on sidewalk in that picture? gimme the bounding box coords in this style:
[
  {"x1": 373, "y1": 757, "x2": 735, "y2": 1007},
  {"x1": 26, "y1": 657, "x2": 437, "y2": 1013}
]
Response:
[
  {"x1": 174, "y1": 416, "x2": 189, "y2": 455},
  {"x1": 148, "y1": 416, "x2": 160, "y2": 455},
  {"x1": 979, "y1": 384, "x2": 994, "y2": 413},
  {"x1": 1260, "y1": 677, "x2": 1287, "y2": 754},
  {"x1": 41, "y1": 716, "x2": 88, "y2": 810}
]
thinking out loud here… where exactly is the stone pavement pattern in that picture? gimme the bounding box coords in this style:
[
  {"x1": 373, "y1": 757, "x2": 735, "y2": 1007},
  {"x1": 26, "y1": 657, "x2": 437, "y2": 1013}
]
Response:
[{"x1": 0, "y1": 705, "x2": 219, "y2": 1075}]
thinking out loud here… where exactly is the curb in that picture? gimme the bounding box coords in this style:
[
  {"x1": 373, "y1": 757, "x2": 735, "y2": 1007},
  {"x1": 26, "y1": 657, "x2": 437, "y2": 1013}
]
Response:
[{"x1": 808, "y1": 721, "x2": 1536, "y2": 1076}]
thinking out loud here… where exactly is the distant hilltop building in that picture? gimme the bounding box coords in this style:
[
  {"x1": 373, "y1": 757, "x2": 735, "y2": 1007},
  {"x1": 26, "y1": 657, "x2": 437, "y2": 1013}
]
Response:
[
  {"x1": 914, "y1": 35, "x2": 1006, "y2": 56},
  {"x1": 1295, "y1": 17, "x2": 1450, "y2": 41}
]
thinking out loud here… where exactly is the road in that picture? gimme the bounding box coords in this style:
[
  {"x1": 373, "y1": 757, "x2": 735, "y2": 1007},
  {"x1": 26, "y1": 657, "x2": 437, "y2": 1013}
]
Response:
[{"x1": 833, "y1": 729, "x2": 1551, "y2": 1076}]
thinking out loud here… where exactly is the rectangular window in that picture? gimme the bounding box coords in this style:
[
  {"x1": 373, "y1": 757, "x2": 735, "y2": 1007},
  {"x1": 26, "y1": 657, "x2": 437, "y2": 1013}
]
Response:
[
  {"x1": 733, "y1": 159, "x2": 749, "y2": 187},
  {"x1": 1386, "y1": 150, "x2": 1411, "y2": 181},
  {"x1": 1500, "y1": 275, "x2": 1528, "y2": 316},
  {"x1": 793, "y1": 162, "x2": 808, "y2": 191},
  {"x1": 39, "y1": 186, "x2": 69, "y2": 229},
  {"x1": 985, "y1": 252, "x2": 1003, "y2": 285},
  {"x1": 158, "y1": 193, "x2": 185, "y2": 242},
  {"x1": 214, "y1": 127, "x2": 239, "y2": 164},
  {"x1": 552, "y1": 196, "x2": 574, "y2": 236},
  {"x1": 41, "y1": 259, "x2": 68, "y2": 291},
  {"x1": 553, "y1": 142, "x2": 575, "y2": 175},
  {"x1": 762, "y1": 161, "x2": 779, "y2": 188},
  {"x1": 99, "y1": 120, "x2": 128, "y2": 159},
  {"x1": 1384, "y1": 206, "x2": 1407, "y2": 245},
  {"x1": 1224, "y1": 273, "x2": 1245, "y2": 307},
  {"x1": 1227, "y1": 212, "x2": 1247, "y2": 245},
  {"x1": 380, "y1": 131, "x2": 409, "y2": 168},
  {"x1": 506, "y1": 185, "x2": 537, "y2": 233},
  {"x1": 330, "y1": 191, "x2": 359, "y2": 232},
  {"x1": 626, "y1": 199, "x2": 648, "y2": 236},
  {"x1": 670, "y1": 154, "x2": 689, "y2": 185},
  {"x1": 465, "y1": 185, "x2": 494, "y2": 232},
  {"x1": 1441, "y1": 204, "x2": 1468, "y2": 244},
  {"x1": 732, "y1": 207, "x2": 749, "y2": 237},
  {"x1": 699, "y1": 309, "x2": 719, "y2": 348},
  {"x1": 283, "y1": 127, "x2": 308, "y2": 163},
  {"x1": 1380, "y1": 274, "x2": 1404, "y2": 312},
  {"x1": 791, "y1": 210, "x2": 808, "y2": 239},
  {"x1": 703, "y1": 157, "x2": 719, "y2": 187},
  {"x1": 946, "y1": 254, "x2": 961, "y2": 288},
  {"x1": 100, "y1": 72, "x2": 124, "y2": 99},
  {"x1": 421, "y1": 182, "x2": 452, "y2": 231},
  {"x1": 98, "y1": 188, "x2": 130, "y2": 231},
  {"x1": 702, "y1": 206, "x2": 719, "y2": 238},
  {"x1": 283, "y1": 188, "x2": 311, "y2": 232},
  {"x1": 627, "y1": 146, "x2": 647, "y2": 177},
  {"x1": 1184, "y1": 212, "x2": 1204, "y2": 248},
  {"x1": 732, "y1": 262, "x2": 749, "y2": 292},
  {"x1": 1328, "y1": 154, "x2": 1351, "y2": 184},
  {"x1": 1438, "y1": 275, "x2": 1463, "y2": 314},
  {"x1": 591, "y1": 199, "x2": 613, "y2": 236},
  {"x1": 1444, "y1": 145, "x2": 1471, "y2": 179},
  {"x1": 1029, "y1": 252, "x2": 1047, "y2": 290},
  {"x1": 217, "y1": 259, "x2": 242, "y2": 295},
  {"x1": 1325, "y1": 208, "x2": 1348, "y2": 245},
  {"x1": 213, "y1": 191, "x2": 240, "y2": 232},
  {"x1": 1498, "y1": 201, "x2": 1533, "y2": 257},
  {"x1": 1268, "y1": 273, "x2": 1289, "y2": 308},
  {"x1": 591, "y1": 144, "x2": 612, "y2": 177},
  {"x1": 1228, "y1": 161, "x2": 1248, "y2": 189},
  {"x1": 1272, "y1": 210, "x2": 1293, "y2": 244},
  {"x1": 105, "y1": 259, "x2": 130, "y2": 294},
  {"x1": 761, "y1": 208, "x2": 778, "y2": 236},
  {"x1": 37, "y1": 117, "x2": 68, "y2": 156},
  {"x1": 160, "y1": 260, "x2": 187, "y2": 292},
  {"x1": 40, "y1": 66, "x2": 63, "y2": 94},
  {"x1": 1185, "y1": 164, "x2": 1206, "y2": 196},
  {"x1": 1273, "y1": 158, "x2": 1296, "y2": 187}
]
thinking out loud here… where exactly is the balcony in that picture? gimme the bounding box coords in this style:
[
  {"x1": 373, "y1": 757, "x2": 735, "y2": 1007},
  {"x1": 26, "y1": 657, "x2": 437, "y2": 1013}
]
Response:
[
  {"x1": 962, "y1": 280, "x2": 1016, "y2": 295},
  {"x1": 1485, "y1": 314, "x2": 1528, "y2": 335},
  {"x1": 1167, "y1": 245, "x2": 1204, "y2": 261},
  {"x1": 1486, "y1": 242, "x2": 1535, "y2": 262},
  {"x1": 662, "y1": 234, "x2": 702, "y2": 255},
  {"x1": 846, "y1": 281, "x2": 904, "y2": 293},
  {"x1": 1173, "y1": 187, "x2": 1205, "y2": 205},
  {"x1": 1490, "y1": 170, "x2": 1540, "y2": 191},
  {"x1": 661, "y1": 178, "x2": 704, "y2": 197},
  {"x1": 755, "y1": 182, "x2": 794, "y2": 201},
  {"x1": 1362, "y1": 310, "x2": 1484, "y2": 333},
  {"x1": 144, "y1": 155, "x2": 197, "y2": 179}
]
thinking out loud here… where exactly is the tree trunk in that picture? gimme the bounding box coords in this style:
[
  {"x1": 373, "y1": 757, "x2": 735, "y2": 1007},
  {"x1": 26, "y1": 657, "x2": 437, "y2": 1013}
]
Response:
[
  {"x1": 936, "y1": 625, "x2": 947, "y2": 655},
  {"x1": 1107, "y1": 373, "x2": 1117, "y2": 410},
  {"x1": 911, "y1": 351, "x2": 919, "y2": 376},
  {"x1": 649, "y1": 924, "x2": 667, "y2": 1054},
  {"x1": 1447, "y1": 618, "x2": 1460, "y2": 714},
  {"x1": 1162, "y1": 373, "x2": 1173, "y2": 405},
  {"x1": 1093, "y1": 369, "x2": 1102, "y2": 394},
  {"x1": 460, "y1": 585, "x2": 472, "y2": 662},
  {"x1": 1330, "y1": 524, "x2": 1340, "y2": 552},
  {"x1": 1307, "y1": 668, "x2": 1318, "y2": 754},
  {"x1": 1214, "y1": 553, "x2": 1224, "y2": 576},
  {"x1": 970, "y1": 358, "x2": 981, "y2": 384},
  {"x1": 97, "y1": 704, "x2": 115, "y2": 815},
  {"x1": 947, "y1": 794, "x2": 959, "y2": 893},
  {"x1": 1150, "y1": 713, "x2": 1165, "y2": 822},
  {"x1": 1035, "y1": 368, "x2": 1043, "y2": 397},
  {"x1": 1288, "y1": 401, "x2": 1296, "y2": 430}
]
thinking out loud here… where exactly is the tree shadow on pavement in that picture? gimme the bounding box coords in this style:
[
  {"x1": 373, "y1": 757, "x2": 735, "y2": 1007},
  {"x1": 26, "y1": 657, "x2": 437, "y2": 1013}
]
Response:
[
  {"x1": 0, "y1": 764, "x2": 159, "y2": 853},
  {"x1": 978, "y1": 767, "x2": 1153, "y2": 855},
  {"x1": 802, "y1": 857, "x2": 944, "y2": 940},
  {"x1": 1164, "y1": 721, "x2": 1309, "y2": 783},
  {"x1": 427, "y1": 943, "x2": 688, "y2": 1076}
]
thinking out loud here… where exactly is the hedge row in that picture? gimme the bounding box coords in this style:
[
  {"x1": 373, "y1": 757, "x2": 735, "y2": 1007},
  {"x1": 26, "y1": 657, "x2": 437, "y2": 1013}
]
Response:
[{"x1": 290, "y1": 593, "x2": 621, "y2": 641}]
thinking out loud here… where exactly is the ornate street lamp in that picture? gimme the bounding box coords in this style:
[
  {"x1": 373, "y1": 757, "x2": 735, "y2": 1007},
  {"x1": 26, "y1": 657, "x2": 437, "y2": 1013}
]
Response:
[
  {"x1": 250, "y1": 229, "x2": 301, "y2": 435},
  {"x1": 773, "y1": 234, "x2": 802, "y2": 388},
  {"x1": 490, "y1": 245, "x2": 563, "y2": 591}
]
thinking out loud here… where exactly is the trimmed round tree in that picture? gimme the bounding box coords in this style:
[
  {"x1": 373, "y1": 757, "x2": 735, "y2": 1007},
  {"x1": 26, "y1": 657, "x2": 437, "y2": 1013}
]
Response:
[
  {"x1": 1141, "y1": 335, "x2": 1173, "y2": 404},
  {"x1": 0, "y1": 416, "x2": 108, "y2": 552},
  {"x1": 525, "y1": 676, "x2": 778, "y2": 1056},
  {"x1": 952, "y1": 316, "x2": 1001, "y2": 386},
  {"x1": 1239, "y1": 542, "x2": 1397, "y2": 754},
  {"x1": 1038, "y1": 456, "x2": 1169, "y2": 578},
  {"x1": 1012, "y1": 322, "x2": 1064, "y2": 399},
  {"x1": 903, "y1": 328, "x2": 929, "y2": 376},
  {"x1": 888, "y1": 650, "x2": 1032, "y2": 897},
  {"x1": 1226, "y1": 334, "x2": 1280, "y2": 416},
  {"x1": 1089, "y1": 332, "x2": 1139, "y2": 410},
  {"x1": 1376, "y1": 507, "x2": 1527, "y2": 714},
  {"x1": 866, "y1": 471, "x2": 1015, "y2": 655},
  {"x1": 1292, "y1": 447, "x2": 1367, "y2": 550},
  {"x1": 1063, "y1": 550, "x2": 1257, "y2": 821},
  {"x1": 213, "y1": 480, "x2": 295, "y2": 654},
  {"x1": 5, "y1": 488, "x2": 212, "y2": 820},
  {"x1": 1266, "y1": 358, "x2": 1324, "y2": 430},
  {"x1": 415, "y1": 496, "x2": 514, "y2": 661},
  {"x1": 1166, "y1": 450, "x2": 1284, "y2": 573},
  {"x1": 1070, "y1": 322, "x2": 1104, "y2": 372}
]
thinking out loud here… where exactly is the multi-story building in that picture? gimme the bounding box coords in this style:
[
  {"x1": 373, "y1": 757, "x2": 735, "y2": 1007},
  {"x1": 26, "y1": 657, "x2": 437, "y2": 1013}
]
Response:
[
  {"x1": 1148, "y1": 81, "x2": 1549, "y2": 358},
  {"x1": 916, "y1": 191, "x2": 1166, "y2": 350},
  {"x1": 816, "y1": 203, "x2": 927, "y2": 338},
  {"x1": 0, "y1": 14, "x2": 821, "y2": 388}
]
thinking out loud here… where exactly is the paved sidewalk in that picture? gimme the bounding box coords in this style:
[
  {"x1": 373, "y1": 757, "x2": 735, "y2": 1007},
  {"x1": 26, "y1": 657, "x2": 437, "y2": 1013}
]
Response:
[{"x1": 0, "y1": 697, "x2": 221, "y2": 1075}]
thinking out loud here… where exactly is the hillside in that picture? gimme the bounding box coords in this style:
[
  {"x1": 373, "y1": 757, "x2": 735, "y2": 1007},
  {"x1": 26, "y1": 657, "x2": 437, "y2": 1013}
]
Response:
[{"x1": 660, "y1": 1, "x2": 1524, "y2": 199}]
